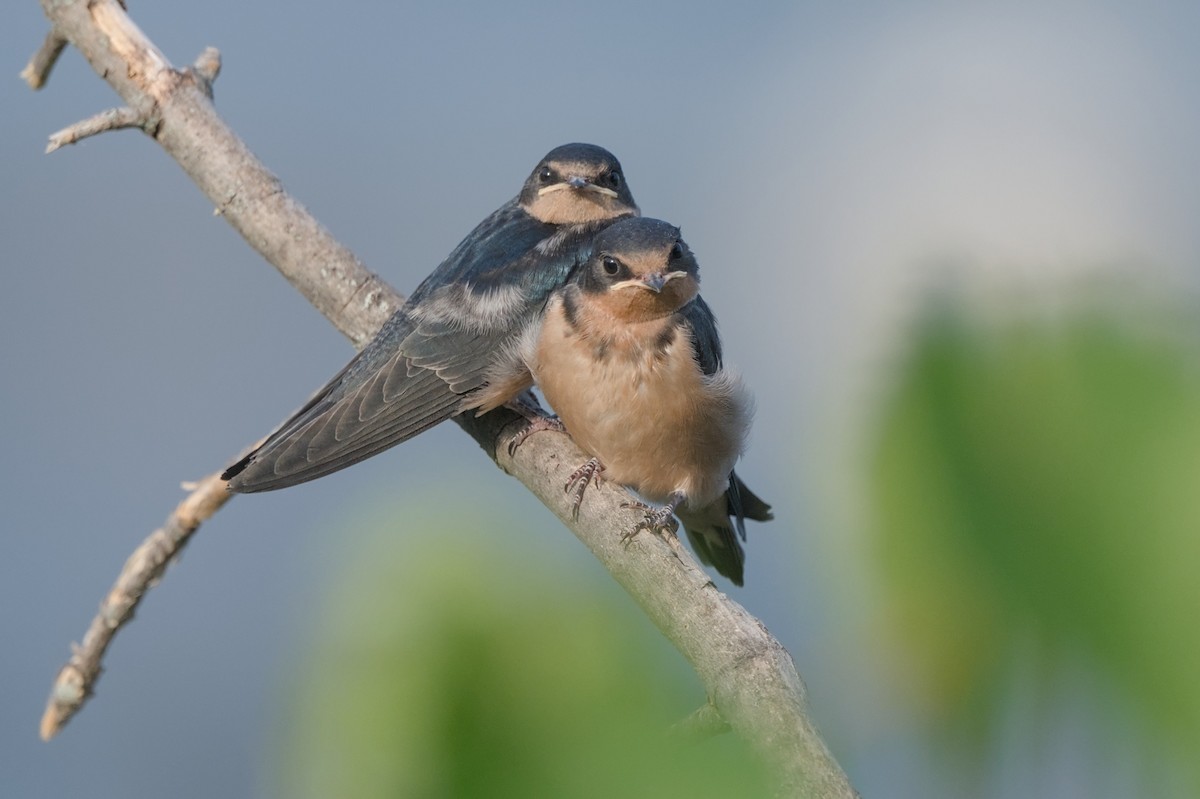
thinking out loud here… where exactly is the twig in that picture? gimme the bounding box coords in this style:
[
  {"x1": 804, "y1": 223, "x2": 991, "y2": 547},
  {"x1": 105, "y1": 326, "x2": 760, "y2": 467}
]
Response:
[
  {"x1": 44, "y1": 49, "x2": 221, "y2": 154},
  {"x1": 39, "y1": 471, "x2": 232, "y2": 740},
  {"x1": 21, "y1": 30, "x2": 67, "y2": 90},
  {"x1": 672, "y1": 702, "x2": 732, "y2": 742},
  {"x1": 30, "y1": 1, "x2": 858, "y2": 795},
  {"x1": 189, "y1": 46, "x2": 221, "y2": 89},
  {"x1": 45, "y1": 106, "x2": 145, "y2": 153}
]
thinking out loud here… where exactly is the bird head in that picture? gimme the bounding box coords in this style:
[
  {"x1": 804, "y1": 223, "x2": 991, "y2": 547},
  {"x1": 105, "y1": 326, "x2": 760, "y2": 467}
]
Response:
[
  {"x1": 520, "y1": 143, "x2": 640, "y2": 224},
  {"x1": 578, "y1": 217, "x2": 700, "y2": 323}
]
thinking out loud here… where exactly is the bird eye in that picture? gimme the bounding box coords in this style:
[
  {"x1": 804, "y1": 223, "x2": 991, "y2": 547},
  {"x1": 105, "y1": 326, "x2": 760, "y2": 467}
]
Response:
[
  {"x1": 601, "y1": 256, "x2": 620, "y2": 276},
  {"x1": 669, "y1": 242, "x2": 685, "y2": 262},
  {"x1": 539, "y1": 166, "x2": 554, "y2": 183},
  {"x1": 607, "y1": 170, "x2": 622, "y2": 189}
]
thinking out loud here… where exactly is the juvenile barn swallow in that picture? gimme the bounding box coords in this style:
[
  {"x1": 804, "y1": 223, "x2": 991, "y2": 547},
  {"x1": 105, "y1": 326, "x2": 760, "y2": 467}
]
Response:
[
  {"x1": 515, "y1": 217, "x2": 772, "y2": 585},
  {"x1": 222, "y1": 143, "x2": 638, "y2": 491}
]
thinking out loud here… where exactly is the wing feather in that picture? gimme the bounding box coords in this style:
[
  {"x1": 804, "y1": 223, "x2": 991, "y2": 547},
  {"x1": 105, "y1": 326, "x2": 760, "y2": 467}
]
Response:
[{"x1": 223, "y1": 204, "x2": 609, "y2": 492}]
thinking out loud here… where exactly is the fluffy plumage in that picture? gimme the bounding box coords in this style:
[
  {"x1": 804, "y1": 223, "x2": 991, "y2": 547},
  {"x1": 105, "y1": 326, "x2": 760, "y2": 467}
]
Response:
[{"x1": 522, "y1": 217, "x2": 772, "y2": 585}]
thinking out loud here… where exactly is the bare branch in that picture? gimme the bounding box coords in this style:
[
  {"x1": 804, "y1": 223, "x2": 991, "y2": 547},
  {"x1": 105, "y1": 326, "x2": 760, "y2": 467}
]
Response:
[
  {"x1": 21, "y1": 30, "x2": 67, "y2": 90},
  {"x1": 189, "y1": 46, "x2": 221, "y2": 89},
  {"x1": 39, "y1": 471, "x2": 232, "y2": 740},
  {"x1": 36, "y1": 0, "x2": 395, "y2": 346},
  {"x1": 31, "y1": 1, "x2": 858, "y2": 795},
  {"x1": 488, "y1": 420, "x2": 856, "y2": 798},
  {"x1": 44, "y1": 48, "x2": 221, "y2": 154},
  {"x1": 45, "y1": 106, "x2": 145, "y2": 153}
]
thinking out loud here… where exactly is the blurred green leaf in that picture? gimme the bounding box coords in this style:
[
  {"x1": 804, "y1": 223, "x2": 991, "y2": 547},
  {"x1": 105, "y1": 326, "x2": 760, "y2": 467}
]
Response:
[
  {"x1": 276, "y1": 498, "x2": 771, "y2": 798},
  {"x1": 869, "y1": 300, "x2": 1200, "y2": 789}
]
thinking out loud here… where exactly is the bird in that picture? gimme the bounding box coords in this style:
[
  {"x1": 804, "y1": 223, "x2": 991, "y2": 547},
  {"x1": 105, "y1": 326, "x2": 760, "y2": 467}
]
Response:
[
  {"x1": 509, "y1": 216, "x2": 772, "y2": 585},
  {"x1": 222, "y1": 143, "x2": 639, "y2": 492}
]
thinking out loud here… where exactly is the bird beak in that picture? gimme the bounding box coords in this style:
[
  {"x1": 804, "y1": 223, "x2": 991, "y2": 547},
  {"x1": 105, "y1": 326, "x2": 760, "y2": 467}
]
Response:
[
  {"x1": 537, "y1": 175, "x2": 618, "y2": 198},
  {"x1": 641, "y1": 272, "x2": 667, "y2": 293},
  {"x1": 612, "y1": 271, "x2": 680, "y2": 294}
]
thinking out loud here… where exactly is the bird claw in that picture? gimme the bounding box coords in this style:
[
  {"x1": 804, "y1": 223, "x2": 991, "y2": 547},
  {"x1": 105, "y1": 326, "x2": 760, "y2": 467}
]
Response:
[
  {"x1": 619, "y1": 500, "x2": 680, "y2": 545},
  {"x1": 564, "y1": 457, "x2": 604, "y2": 520},
  {"x1": 507, "y1": 414, "x2": 566, "y2": 456}
]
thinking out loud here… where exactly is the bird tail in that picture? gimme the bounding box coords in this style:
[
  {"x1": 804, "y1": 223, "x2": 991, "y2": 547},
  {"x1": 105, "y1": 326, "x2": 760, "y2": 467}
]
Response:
[
  {"x1": 729, "y1": 471, "x2": 773, "y2": 523},
  {"x1": 676, "y1": 472, "x2": 773, "y2": 587},
  {"x1": 679, "y1": 501, "x2": 747, "y2": 587}
]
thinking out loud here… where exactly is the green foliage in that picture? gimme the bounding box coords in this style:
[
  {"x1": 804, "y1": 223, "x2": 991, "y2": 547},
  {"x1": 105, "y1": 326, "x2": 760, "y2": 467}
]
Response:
[
  {"x1": 869, "y1": 301, "x2": 1200, "y2": 788},
  {"x1": 276, "y1": 500, "x2": 770, "y2": 798}
]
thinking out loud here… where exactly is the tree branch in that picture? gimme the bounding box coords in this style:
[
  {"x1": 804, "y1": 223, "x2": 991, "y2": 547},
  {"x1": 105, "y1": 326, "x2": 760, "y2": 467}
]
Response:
[
  {"x1": 30, "y1": 2, "x2": 857, "y2": 795},
  {"x1": 45, "y1": 106, "x2": 145, "y2": 152},
  {"x1": 39, "y1": 471, "x2": 232, "y2": 741},
  {"x1": 20, "y1": 29, "x2": 67, "y2": 89}
]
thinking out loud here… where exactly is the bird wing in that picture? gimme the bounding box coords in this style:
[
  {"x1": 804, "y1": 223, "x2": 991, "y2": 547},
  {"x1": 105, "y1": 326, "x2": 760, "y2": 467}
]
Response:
[
  {"x1": 681, "y1": 295, "x2": 723, "y2": 376},
  {"x1": 677, "y1": 296, "x2": 772, "y2": 584},
  {"x1": 223, "y1": 203, "x2": 597, "y2": 492}
]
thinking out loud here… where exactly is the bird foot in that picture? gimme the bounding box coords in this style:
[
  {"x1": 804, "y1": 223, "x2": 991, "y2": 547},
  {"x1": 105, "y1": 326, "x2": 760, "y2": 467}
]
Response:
[
  {"x1": 620, "y1": 497, "x2": 682, "y2": 545},
  {"x1": 504, "y1": 390, "x2": 545, "y2": 419},
  {"x1": 506, "y1": 412, "x2": 566, "y2": 456},
  {"x1": 564, "y1": 457, "x2": 605, "y2": 520}
]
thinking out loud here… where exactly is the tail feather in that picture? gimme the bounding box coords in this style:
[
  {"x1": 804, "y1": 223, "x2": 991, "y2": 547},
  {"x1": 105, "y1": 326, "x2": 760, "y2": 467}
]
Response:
[
  {"x1": 728, "y1": 471, "x2": 773, "y2": 523},
  {"x1": 680, "y1": 514, "x2": 745, "y2": 587},
  {"x1": 678, "y1": 472, "x2": 772, "y2": 587}
]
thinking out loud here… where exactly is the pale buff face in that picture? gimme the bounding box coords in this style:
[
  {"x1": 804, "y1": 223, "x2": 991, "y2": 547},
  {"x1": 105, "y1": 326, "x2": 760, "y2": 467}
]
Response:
[
  {"x1": 591, "y1": 269, "x2": 699, "y2": 324},
  {"x1": 525, "y1": 177, "x2": 634, "y2": 224},
  {"x1": 520, "y1": 154, "x2": 639, "y2": 225}
]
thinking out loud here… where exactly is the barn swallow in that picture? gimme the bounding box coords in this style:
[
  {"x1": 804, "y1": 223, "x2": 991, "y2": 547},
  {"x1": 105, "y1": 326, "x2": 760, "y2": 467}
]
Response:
[
  {"x1": 222, "y1": 143, "x2": 638, "y2": 491},
  {"x1": 513, "y1": 217, "x2": 772, "y2": 585}
]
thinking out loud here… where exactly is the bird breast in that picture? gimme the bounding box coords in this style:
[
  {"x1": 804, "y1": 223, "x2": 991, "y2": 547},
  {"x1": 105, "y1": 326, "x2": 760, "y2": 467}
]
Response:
[{"x1": 533, "y1": 295, "x2": 750, "y2": 508}]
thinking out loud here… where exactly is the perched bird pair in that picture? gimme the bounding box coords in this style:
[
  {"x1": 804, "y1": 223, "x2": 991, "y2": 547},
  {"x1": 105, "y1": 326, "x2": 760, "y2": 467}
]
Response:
[{"x1": 223, "y1": 144, "x2": 771, "y2": 585}]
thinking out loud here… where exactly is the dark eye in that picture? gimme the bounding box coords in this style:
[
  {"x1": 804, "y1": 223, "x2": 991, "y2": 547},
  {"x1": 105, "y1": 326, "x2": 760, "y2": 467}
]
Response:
[
  {"x1": 607, "y1": 170, "x2": 623, "y2": 189},
  {"x1": 669, "y1": 242, "x2": 685, "y2": 262},
  {"x1": 601, "y1": 256, "x2": 620, "y2": 276},
  {"x1": 539, "y1": 166, "x2": 554, "y2": 183}
]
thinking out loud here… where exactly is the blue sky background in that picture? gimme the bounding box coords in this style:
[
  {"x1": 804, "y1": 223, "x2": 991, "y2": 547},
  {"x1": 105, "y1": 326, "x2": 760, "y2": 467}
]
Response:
[{"x1": 3, "y1": 2, "x2": 1199, "y2": 797}]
